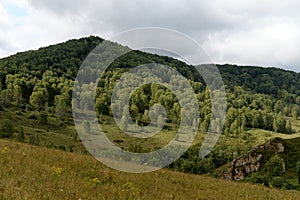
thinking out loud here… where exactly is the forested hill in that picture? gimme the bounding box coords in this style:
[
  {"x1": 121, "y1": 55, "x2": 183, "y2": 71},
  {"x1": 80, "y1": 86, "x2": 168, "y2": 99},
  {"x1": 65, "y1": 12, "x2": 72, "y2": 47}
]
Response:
[
  {"x1": 218, "y1": 64, "x2": 300, "y2": 97},
  {"x1": 0, "y1": 36, "x2": 299, "y2": 191},
  {"x1": 0, "y1": 35, "x2": 299, "y2": 98},
  {"x1": 0, "y1": 36, "x2": 300, "y2": 96},
  {"x1": 0, "y1": 36, "x2": 103, "y2": 79}
]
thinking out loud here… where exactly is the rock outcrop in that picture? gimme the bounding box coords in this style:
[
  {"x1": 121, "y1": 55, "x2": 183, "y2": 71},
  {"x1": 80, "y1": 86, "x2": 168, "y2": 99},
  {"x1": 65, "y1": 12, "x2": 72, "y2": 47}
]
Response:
[{"x1": 222, "y1": 138, "x2": 285, "y2": 180}]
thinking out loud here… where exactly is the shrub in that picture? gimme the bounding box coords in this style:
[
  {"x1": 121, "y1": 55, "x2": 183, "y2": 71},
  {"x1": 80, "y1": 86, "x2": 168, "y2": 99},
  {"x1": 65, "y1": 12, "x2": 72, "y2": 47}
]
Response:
[
  {"x1": 265, "y1": 155, "x2": 285, "y2": 178},
  {"x1": 297, "y1": 161, "x2": 300, "y2": 184},
  {"x1": 29, "y1": 133, "x2": 40, "y2": 146},
  {"x1": 58, "y1": 145, "x2": 66, "y2": 151},
  {"x1": 27, "y1": 113, "x2": 37, "y2": 120},
  {"x1": 0, "y1": 119, "x2": 14, "y2": 138},
  {"x1": 17, "y1": 126, "x2": 25, "y2": 142},
  {"x1": 15, "y1": 111, "x2": 22, "y2": 115},
  {"x1": 248, "y1": 174, "x2": 268, "y2": 185},
  {"x1": 82, "y1": 120, "x2": 91, "y2": 133},
  {"x1": 271, "y1": 176, "x2": 285, "y2": 188},
  {"x1": 38, "y1": 111, "x2": 48, "y2": 124}
]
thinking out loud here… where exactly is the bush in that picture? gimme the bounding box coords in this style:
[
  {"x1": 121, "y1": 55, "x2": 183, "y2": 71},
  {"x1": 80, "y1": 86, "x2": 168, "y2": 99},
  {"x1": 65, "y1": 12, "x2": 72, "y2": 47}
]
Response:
[
  {"x1": 271, "y1": 176, "x2": 285, "y2": 188},
  {"x1": 297, "y1": 161, "x2": 300, "y2": 184},
  {"x1": 249, "y1": 174, "x2": 268, "y2": 185},
  {"x1": 17, "y1": 126, "x2": 25, "y2": 142},
  {"x1": 265, "y1": 155, "x2": 285, "y2": 178},
  {"x1": 27, "y1": 113, "x2": 37, "y2": 120},
  {"x1": 29, "y1": 133, "x2": 40, "y2": 146},
  {"x1": 15, "y1": 111, "x2": 22, "y2": 115},
  {"x1": 58, "y1": 145, "x2": 66, "y2": 151},
  {"x1": 82, "y1": 120, "x2": 91, "y2": 133},
  {"x1": 38, "y1": 111, "x2": 48, "y2": 124},
  {"x1": 0, "y1": 119, "x2": 14, "y2": 138}
]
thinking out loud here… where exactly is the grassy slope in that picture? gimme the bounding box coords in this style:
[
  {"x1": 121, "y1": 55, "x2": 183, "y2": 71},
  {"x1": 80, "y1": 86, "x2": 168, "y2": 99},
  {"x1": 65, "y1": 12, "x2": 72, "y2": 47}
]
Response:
[
  {"x1": 3, "y1": 106, "x2": 300, "y2": 196},
  {"x1": 0, "y1": 106, "x2": 87, "y2": 153},
  {"x1": 282, "y1": 137, "x2": 300, "y2": 185},
  {"x1": 0, "y1": 140, "x2": 300, "y2": 200}
]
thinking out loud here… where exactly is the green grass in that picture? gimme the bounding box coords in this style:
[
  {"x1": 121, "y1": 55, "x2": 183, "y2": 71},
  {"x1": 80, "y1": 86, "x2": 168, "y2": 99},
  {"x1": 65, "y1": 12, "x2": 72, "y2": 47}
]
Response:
[
  {"x1": 2, "y1": 106, "x2": 300, "y2": 196},
  {"x1": 0, "y1": 106, "x2": 86, "y2": 153},
  {"x1": 3, "y1": 105, "x2": 300, "y2": 155},
  {"x1": 0, "y1": 139, "x2": 300, "y2": 199}
]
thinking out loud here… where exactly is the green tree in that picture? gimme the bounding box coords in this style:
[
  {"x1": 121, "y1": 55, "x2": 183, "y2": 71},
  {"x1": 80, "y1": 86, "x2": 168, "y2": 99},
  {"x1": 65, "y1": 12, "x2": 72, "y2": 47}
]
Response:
[
  {"x1": 292, "y1": 106, "x2": 299, "y2": 120},
  {"x1": 273, "y1": 116, "x2": 286, "y2": 133},
  {"x1": 285, "y1": 120, "x2": 292, "y2": 134},
  {"x1": 263, "y1": 113, "x2": 274, "y2": 130},
  {"x1": 129, "y1": 103, "x2": 139, "y2": 122},
  {"x1": 170, "y1": 102, "x2": 180, "y2": 125},
  {"x1": 30, "y1": 88, "x2": 48, "y2": 110},
  {"x1": 141, "y1": 109, "x2": 150, "y2": 125},
  {"x1": 251, "y1": 111, "x2": 263, "y2": 128},
  {"x1": 13, "y1": 85, "x2": 23, "y2": 107},
  {"x1": 120, "y1": 116, "x2": 128, "y2": 131},
  {"x1": 95, "y1": 97, "x2": 109, "y2": 115},
  {"x1": 265, "y1": 155, "x2": 285, "y2": 178},
  {"x1": 55, "y1": 94, "x2": 69, "y2": 121},
  {"x1": 157, "y1": 114, "x2": 164, "y2": 128},
  {"x1": 0, "y1": 89, "x2": 12, "y2": 106},
  {"x1": 274, "y1": 100, "x2": 283, "y2": 113},
  {"x1": 120, "y1": 106, "x2": 129, "y2": 131},
  {"x1": 283, "y1": 105, "x2": 290, "y2": 116}
]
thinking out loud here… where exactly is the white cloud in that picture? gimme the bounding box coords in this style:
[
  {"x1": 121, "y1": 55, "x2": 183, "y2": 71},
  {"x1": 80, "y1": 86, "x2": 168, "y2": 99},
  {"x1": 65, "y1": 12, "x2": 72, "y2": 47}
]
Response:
[
  {"x1": 203, "y1": 18, "x2": 300, "y2": 71},
  {"x1": 0, "y1": 0, "x2": 299, "y2": 72}
]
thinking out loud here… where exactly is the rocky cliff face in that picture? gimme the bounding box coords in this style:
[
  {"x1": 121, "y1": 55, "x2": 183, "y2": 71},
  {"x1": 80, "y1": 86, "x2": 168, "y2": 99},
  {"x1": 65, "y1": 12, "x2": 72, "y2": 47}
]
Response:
[{"x1": 222, "y1": 138, "x2": 285, "y2": 180}]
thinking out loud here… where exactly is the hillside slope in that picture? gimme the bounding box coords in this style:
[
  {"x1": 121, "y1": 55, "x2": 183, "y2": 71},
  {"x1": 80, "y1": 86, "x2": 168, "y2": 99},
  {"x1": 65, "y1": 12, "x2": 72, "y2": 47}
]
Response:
[
  {"x1": 0, "y1": 36, "x2": 299, "y2": 196},
  {"x1": 0, "y1": 139, "x2": 300, "y2": 199},
  {"x1": 221, "y1": 137, "x2": 300, "y2": 188},
  {"x1": 0, "y1": 36, "x2": 299, "y2": 96}
]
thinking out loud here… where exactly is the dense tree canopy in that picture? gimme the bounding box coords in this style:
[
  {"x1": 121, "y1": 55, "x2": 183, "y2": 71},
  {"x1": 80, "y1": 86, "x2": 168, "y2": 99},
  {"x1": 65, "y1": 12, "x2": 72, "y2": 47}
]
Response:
[{"x1": 0, "y1": 36, "x2": 298, "y2": 137}]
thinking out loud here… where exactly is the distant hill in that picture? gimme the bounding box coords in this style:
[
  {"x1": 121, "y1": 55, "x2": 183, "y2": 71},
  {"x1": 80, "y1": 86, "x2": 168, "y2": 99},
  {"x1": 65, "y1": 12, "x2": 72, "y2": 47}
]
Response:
[{"x1": 218, "y1": 64, "x2": 300, "y2": 97}]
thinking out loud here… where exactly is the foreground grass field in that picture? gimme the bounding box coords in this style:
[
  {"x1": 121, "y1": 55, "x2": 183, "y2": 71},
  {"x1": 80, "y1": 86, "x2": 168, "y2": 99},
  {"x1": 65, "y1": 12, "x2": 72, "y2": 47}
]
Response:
[{"x1": 0, "y1": 140, "x2": 300, "y2": 199}]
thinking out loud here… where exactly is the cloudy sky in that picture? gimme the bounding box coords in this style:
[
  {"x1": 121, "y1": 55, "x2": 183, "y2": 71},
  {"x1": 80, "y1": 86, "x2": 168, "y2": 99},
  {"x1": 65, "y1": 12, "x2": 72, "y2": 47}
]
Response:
[{"x1": 0, "y1": 0, "x2": 300, "y2": 72}]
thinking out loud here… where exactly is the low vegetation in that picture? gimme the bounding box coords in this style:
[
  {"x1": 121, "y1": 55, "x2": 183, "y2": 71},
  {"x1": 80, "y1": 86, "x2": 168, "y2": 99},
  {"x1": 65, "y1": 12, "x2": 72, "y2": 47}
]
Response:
[{"x1": 0, "y1": 139, "x2": 300, "y2": 199}]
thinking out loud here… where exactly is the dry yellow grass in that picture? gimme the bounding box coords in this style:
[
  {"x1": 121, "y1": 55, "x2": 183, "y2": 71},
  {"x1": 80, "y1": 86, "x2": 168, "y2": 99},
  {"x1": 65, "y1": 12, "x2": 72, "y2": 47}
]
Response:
[{"x1": 0, "y1": 139, "x2": 299, "y2": 200}]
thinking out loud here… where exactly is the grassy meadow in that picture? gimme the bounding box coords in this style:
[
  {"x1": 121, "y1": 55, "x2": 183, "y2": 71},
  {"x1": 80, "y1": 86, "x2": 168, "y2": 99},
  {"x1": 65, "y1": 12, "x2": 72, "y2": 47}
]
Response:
[{"x1": 1, "y1": 139, "x2": 300, "y2": 199}]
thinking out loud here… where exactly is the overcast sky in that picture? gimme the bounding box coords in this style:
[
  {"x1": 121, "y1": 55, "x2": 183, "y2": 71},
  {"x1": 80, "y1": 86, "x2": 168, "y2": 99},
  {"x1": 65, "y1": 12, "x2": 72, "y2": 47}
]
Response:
[{"x1": 0, "y1": 0, "x2": 300, "y2": 72}]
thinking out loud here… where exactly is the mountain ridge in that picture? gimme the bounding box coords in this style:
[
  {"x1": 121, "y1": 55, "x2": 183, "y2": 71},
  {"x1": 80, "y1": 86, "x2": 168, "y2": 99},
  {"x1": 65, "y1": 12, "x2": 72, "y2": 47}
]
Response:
[{"x1": 0, "y1": 35, "x2": 299, "y2": 98}]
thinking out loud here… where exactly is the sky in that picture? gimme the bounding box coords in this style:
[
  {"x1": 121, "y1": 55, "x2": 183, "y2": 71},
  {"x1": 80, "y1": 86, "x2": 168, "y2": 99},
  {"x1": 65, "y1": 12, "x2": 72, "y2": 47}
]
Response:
[{"x1": 0, "y1": 0, "x2": 300, "y2": 72}]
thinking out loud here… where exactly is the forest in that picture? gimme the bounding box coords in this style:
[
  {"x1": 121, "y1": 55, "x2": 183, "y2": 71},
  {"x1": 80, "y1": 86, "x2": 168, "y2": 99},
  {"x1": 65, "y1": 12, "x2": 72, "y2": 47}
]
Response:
[{"x1": 0, "y1": 36, "x2": 299, "y2": 189}]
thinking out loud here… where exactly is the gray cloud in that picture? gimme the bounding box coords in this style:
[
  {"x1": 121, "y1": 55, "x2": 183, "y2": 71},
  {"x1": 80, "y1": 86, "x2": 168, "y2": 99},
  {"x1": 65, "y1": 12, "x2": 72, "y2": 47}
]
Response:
[
  {"x1": 0, "y1": 0, "x2": 299, "y2": 72},
  {"x1": 0, "y1": 39, "x2": 16, "y2": 56}
]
